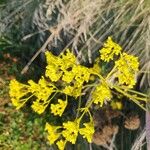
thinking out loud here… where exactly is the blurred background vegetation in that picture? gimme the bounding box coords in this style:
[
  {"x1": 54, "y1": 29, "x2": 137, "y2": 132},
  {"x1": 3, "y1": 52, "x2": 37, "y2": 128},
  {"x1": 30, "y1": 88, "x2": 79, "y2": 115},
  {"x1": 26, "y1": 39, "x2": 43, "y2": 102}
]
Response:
[{"x1": 0, "y1": 0, "x2": 150, "y2": 149}]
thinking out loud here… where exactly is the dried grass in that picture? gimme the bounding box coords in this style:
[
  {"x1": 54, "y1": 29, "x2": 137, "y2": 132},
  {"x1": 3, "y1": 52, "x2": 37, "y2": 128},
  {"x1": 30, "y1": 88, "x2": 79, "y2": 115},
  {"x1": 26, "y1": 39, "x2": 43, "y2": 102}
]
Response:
[
  {"x1": 131, "y1": 127, "x2": 146, "y2": 150},
  {"x1": 1, "y1": 1, "x2": 150, "y2": 65}
]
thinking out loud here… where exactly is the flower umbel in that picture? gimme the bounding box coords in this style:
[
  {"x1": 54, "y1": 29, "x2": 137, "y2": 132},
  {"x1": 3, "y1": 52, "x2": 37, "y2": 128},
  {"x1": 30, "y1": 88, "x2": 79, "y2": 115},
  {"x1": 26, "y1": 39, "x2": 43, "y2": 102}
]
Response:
[
  {"x1": 115, "y1": 52, "x2": 139, "y2": 88},
  {"x1": 28, "y1": 77, "x2": 55, "y2": 101},
  {"x1": 92, "y1": 83, "x2": 112, "y2": 107},
  {"x1": 62, "y1": 83, "x2": 82, "y2": 98},
  {"x1": 9, "y1": 79, "x2": 30, "y2": 109},
  {"x1": 56, "y1": 140, "x2": 66, "y2": 150},
  {"x1": 50, "y1": 99, "x2": 68, "y2": 116},
  {"x1": 100, "y1": 37, "x2": 122, "y2": 62},
  {"x1": 28, "y1": 77, "x2": 55, "y2": 114},
  {"x1": 9, "y1": 39, "x2": 146, "y2": 150},
  {"x1": 45, "y1": 123, "x2": 60, "y2": 145},
  {"x1": 45, "y1": 51, "x2": 62, "y2": 82},
  {"x1": 79, "y1": 121, "x2": 95, "y2": 143},
  {"x1": 31, "y1": 101, "x2": 48, "y2": 114},
  {"x1": 62, "y1": 120, "x2": 79, "y2": 144}
]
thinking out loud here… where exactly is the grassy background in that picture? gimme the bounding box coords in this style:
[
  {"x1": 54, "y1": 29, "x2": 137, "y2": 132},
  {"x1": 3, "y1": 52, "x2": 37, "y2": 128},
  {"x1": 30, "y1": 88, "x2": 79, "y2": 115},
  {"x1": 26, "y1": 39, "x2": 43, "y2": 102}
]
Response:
[{"x1": 0, "y1": 53, "x2": 49, "y2": 150}]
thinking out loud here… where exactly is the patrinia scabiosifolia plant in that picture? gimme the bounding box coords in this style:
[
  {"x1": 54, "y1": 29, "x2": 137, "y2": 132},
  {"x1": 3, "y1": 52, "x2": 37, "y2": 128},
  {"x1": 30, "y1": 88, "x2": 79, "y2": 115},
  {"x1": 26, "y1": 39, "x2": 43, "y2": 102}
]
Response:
[{"x1": 9, "y1": 37, "x2": 147, "y2": 150}]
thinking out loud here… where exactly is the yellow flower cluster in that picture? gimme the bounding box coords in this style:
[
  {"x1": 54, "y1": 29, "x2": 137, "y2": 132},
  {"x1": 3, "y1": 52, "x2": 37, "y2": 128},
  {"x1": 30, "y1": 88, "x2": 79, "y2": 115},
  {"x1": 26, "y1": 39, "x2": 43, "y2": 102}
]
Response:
[
  {"x1": 79, "y1": 121, "x2": 95, "y2": 143},
  {"x1": 28, "y1": 77, "x2": 55, "y2": 101},
  {"x1": 50, "y1": 99, "x2": 67, "y2": 116},
  {"x1": 9, "y1": 79, "x2": 30, "y2": 109},
  {"x1": 9, "y1": 77, "x2": 56, "y2": 114},
  {"x1": 61, "y1": 120, "x2": 94, "y2": 144},
  {"x1": 56, "y1": 140, "x2": 66, "y2": 150},
  {"x1": 92, "y1": 83, "x2": 112, "y2": 107},
  {"x1": 111, "y1": 101, "x2": 123, "y2": 110},
  {"x1": 46, "y1": 119, "x2": 95, "y2": 149},
  {"x1": 62, "y1": 84, "x2": 82, "y2": 98},
  {"x1": 62, "y1": 120, "x2": 79, "y2": 144},
  {"x1": 62, "y1": 65, "x2": 91, "y2": 97},
  {"x1": 28, "y1": 77, "x2": 55, "y2": 114},
  {"x1": 115, "y1": 52, "x2": 139, "y2": 88},
  {"x1": 45, "y1": 49, "x2": 76, "y2": 82},
  {"x1": 45, "y1": 123, "x2": 60, "y2": 145},
  {"x1": 100, "y1": 37, "x2": 122, "y2": 62},
  {"x1": 45, "y1": 52, "x2": 62, "y2": 82},
  {"x1": 9, "y1": 37, "x2": 145, "y2": 150},
  {"x1": 46, "y1": 49, "x2": 91, "y2": 98},
  {"x1": 45, "y1": 124, "x2": 67, "y2": 150}
]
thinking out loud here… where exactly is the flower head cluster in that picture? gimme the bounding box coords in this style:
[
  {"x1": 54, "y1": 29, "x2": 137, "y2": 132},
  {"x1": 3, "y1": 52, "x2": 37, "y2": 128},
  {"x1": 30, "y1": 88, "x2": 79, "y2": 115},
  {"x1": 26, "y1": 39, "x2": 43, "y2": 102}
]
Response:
[
  {"x1": 56, "y1": 140, "x2": 66, "y2": 150},
  {"x1": 111, "y1": 101, "x2": 123, "y2": 110},
  {"x1": 92, "y1": 83, "x2": 112, "y2": 107},
  {"x1": 45, "y1": 119, "x2": 95, "y2": 149},
  {"x1": 115, "y1": 52, "x2": 139, "y2": 88},
  {"x1": 28, "y1": 77, "x2": 55, "y2": 114},
  {"x1": 50, "y1": 99, "x2": 67, "y2": 116},
  {"x1": 62, "y1": 121, "x2": 79, "y2": 144},
  {"x1": 60, "y1": 49, "x2": 76, "y2": 70},
  {"x1": 45, "y1": 49, "x2": 76, "y2": 82},
  {"x1": 9, "y1": 38, "x2": 144, "y2": 150},
  {"x1": 100, "y1": 37, "x2": 122, "y2": 62},
  {"x1": 9, "y1": 79, "x2": 30, "y2": 109},
  {"x1": 45, "y1": 52, "x2": 62, "y2": 82},
  {"x1": 79, "y1": 121, "x2": 95, "y2": 143},
  {"x1": 62, "y1": 83, "x2": 82, "y2": 98},
  {"x1": 45, "y1": 123, "x2": 61, "y2": 145},
  {"x1": 28, "y1": 77, "x2": 55, "y2": 101},
  {"x1": 62, "y1": 65, "x2": 91, "y2": 97},
  {"x1": 46, "y1": 50, "x2": 92, "y2": 98}
]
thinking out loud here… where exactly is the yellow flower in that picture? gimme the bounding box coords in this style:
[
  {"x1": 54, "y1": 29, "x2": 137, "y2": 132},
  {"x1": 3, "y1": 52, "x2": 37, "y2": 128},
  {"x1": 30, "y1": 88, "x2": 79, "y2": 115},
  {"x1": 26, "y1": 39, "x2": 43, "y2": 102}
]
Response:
[
  {"x1": 62, "y1": 65, "x2": 91, "y2": 97},
  {"x1": 60, "y1": 49, "x2": 76, "y2": 71},
  {"x1": 45, "y1": 51, "x2": 62, "y2": 82},
  {"x1": 73, "y1": 65, "x2": 91, "y2": 83},
  {"x1": 62, "y1": 70, "x2": 75, "y2": 83},
  {"x1": 28, "y1": 77, "x2": 55, "y2": 101},
  {"x1": 9, "y1": 79, "x2": 30, "y2": 109},
  {"x1": 115, "y1": 52, "x2": 139, "y2": 88},
  {"x1": 115, "y1": 52, "x2": 139, "y2": 72},
  {"x1": 117, "y1": 73, "x2": 136, "y2": 88},
  {"x1": 62, "y1": 121, "x2": 79, "y2": 144},
  {"x1": 50, "y1": 99, "x2": 68, "y2": 116},
  {"x1": 62, "y1": 83, "x2": 82, "y2": 98},
  {"x1": 79, "y1": 121, "x2": 95, "y2": 143},
  {"x1": 62, "y1": 56, "x2": 90, "y2": 85},
  {"x1": 45, "y1": 49, "x2": 76, "y2": 82},
  {"x1": 45, "y1": 123, "x2": 60, "y2": 145},
  {"x1": 46, "y1": 65, "x2": 62, "y2": 82},
  {"x1": 92, "y1": 83, "x2": 112, "y2": 107},
  {"x1": 100, "y1": 37, "x2": 122, "y2": 62},
  {"x1": 31, "y1": 101, "x2": 48, "y2": 114},
  {"x1": 56, "y1": 140, "x2": 66, "y2": 150},
  {"x1": 28, "y1": 77, "x2": 55, "y2": 114},
  {"x1": 111, "y1": 101, "x2": 123, "y2": 110},
  {"x1": 45, "y1": 50, "x2": 59, "y2": 65}
]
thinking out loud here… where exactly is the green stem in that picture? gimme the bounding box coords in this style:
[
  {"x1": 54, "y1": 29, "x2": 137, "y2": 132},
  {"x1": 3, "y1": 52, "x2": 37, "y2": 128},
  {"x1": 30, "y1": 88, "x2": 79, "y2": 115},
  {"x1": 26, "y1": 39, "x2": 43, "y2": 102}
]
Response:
[
  {"x1": 45, "y1": 91, "x2": 58, "y2": 104},
  {"x1": 83, "y1": 83, "x2": 98, "y2": 88},
  {"x1": 106, "y1": 66, "x2": 117, "y2": 80},
  {"x1": 114, "y1": 86, "x2": 146, "y2": 111},
  {"x1": 115, "y1": 86, "x2": 147, "y2": 101},
  {"x1": 118, "y1": 86, "x2": 148, "y2": 97},
  {"x1": 78, "y1": 95, "x2": 96, "y2": 122},
  {"x1": 76, "y1": 95, "x2": 82, "y2": 119}
]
